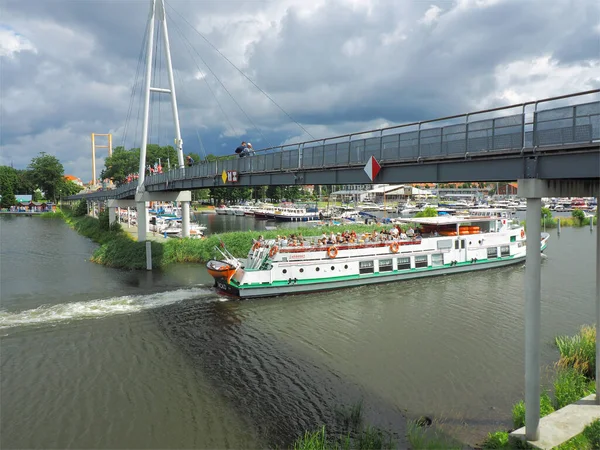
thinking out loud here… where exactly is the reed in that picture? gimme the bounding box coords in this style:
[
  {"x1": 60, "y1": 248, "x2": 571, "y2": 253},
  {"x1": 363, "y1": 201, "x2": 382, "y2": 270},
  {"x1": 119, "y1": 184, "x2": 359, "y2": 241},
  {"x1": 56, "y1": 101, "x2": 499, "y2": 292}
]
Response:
[
  {"x1": 335, "y1": 400, "x2": 363, "y2": 432},
  {"x1": 293, "y1": 426, "x2": 330, "y2": 450},
  {"x1": 405, "y1": 419, "x2": 464, "y2": 450},
  {"x1": 555, "y1": 325, "x2": 596, "y2": 379},
  {"x1": 553, "y1": 367, "x2": 595, "y2": 410}
]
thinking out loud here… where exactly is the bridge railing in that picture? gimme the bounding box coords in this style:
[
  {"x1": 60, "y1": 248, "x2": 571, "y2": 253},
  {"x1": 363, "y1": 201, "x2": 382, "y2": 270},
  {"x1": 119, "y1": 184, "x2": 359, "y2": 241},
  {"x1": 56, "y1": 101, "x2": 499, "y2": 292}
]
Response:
[{"x1": 108, "y1": 90, "x2": 599, "y2": 194}]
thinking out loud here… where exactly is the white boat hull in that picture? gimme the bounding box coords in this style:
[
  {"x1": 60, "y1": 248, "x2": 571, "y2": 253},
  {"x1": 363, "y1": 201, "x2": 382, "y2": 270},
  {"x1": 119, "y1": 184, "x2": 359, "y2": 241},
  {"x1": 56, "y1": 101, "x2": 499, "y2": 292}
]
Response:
[{"x1": 217, "y1": 254, "x2": 527, "y2": 298}]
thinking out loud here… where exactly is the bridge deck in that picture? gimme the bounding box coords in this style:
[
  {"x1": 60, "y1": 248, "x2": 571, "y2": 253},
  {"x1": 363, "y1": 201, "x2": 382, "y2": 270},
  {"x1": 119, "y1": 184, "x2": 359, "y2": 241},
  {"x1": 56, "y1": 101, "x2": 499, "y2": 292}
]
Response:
[{"x1": 68, "y1": 93, "x2": 600, "y2": 201}]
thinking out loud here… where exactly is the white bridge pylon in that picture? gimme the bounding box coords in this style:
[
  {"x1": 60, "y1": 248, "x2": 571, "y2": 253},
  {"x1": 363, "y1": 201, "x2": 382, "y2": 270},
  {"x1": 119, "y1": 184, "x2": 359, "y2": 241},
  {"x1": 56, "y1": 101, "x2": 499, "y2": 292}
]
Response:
[{"x1": 136, "y1": 0, "x2": 190, "y2": 240}]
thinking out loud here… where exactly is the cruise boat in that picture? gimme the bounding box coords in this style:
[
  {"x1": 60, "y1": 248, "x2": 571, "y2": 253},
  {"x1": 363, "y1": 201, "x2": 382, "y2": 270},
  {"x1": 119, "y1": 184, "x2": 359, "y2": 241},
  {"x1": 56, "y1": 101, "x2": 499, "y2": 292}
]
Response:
[{"x1": 207, "y1": 214, "x2": 550, "y2": 299}]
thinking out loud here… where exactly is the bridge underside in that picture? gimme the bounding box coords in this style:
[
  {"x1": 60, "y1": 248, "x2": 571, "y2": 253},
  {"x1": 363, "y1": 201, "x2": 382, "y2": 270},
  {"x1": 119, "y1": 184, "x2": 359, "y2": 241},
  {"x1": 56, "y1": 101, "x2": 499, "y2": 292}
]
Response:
[{"x1": 69, "y1": 145, "x2": 599, "y2": 201}]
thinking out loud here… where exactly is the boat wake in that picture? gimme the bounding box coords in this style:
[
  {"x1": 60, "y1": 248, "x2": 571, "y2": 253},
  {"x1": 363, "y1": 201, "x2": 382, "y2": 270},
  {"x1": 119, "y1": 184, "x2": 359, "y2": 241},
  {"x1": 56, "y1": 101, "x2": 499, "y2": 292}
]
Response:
[{"x1": 0, "y1": 287, "x2": 213, "y2": 330}]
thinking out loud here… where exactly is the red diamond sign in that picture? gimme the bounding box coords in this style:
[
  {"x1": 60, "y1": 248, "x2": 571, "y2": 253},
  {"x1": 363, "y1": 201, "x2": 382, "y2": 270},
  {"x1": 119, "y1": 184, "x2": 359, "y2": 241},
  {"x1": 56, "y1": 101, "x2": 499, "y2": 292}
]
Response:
[{"x1": 363, "y1": 156, "x2": 381, "y2": 182}]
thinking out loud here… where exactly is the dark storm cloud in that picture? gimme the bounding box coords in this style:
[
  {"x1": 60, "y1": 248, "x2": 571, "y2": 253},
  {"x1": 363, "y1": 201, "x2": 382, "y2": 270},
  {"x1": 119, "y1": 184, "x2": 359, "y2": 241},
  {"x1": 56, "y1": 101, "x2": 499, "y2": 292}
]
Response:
[{"x1": 1, "y1": 0, "x2": 598, "y2": 181}]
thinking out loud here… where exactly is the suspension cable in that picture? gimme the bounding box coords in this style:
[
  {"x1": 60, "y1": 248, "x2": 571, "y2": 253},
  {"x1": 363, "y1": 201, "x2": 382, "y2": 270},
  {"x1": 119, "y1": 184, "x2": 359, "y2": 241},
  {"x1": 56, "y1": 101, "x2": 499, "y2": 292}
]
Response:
[
  {"x1": 168, "y1": 10, "x2": 273, "y2": 148},
  {"x1": 172, "y1": 66, "x2": 208, "y2": 161},
  {"x1": 122, "y1": 19, "x2": 150, "y2": 150},
  {"x1": 169, "y1": 19, "x2": 239, "y2": 140},
  {"x1": 165, "y1": 1, "x2": 315, "y2": 141}
]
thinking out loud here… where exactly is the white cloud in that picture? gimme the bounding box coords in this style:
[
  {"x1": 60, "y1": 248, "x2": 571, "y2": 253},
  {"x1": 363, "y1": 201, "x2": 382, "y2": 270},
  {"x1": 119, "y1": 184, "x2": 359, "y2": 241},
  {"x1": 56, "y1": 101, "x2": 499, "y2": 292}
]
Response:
[
  {"x1": 419, "y1": 5, "x2": 443, "y2": 25},
  {"x1": 478, "y1": 55, "x2": 600, "y2": 108},
  {"x1": 1, "y1": 0, "x2": 599, "y2": 182},
  {"x1": 0, "y1": 28, "x2": 36, "y2": 57}
]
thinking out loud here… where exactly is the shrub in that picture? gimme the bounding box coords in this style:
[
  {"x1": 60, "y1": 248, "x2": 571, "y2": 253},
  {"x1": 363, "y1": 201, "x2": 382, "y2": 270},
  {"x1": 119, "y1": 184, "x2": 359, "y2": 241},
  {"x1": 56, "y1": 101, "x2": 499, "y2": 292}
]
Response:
[
  {"x1": 74, "y1": 199, "x2": 88, "y2": 216},
  {"x1": 583, "y1": 419, "x2": 600, "y2": 449},
  {"x1": 556, "y1": 325, "x2": 596, "y2": 379},
  {"x1": 571, "y1": 209, "x2": 586, "y2": 226}
]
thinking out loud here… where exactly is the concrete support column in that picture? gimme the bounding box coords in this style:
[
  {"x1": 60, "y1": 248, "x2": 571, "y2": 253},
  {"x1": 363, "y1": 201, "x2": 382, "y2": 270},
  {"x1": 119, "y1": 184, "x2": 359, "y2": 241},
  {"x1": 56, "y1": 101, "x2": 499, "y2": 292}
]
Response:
[
  {"x1": 137, "y1": 202, "x2": 147, "y2": 241},
  {"x1": 181, "y1": 201, "x2": 190, "y2": 238},
  {"x1": 597, "y1": 190, "x2": 600, "y2": 403},
  {"x1": 108, "y1": 206, "x2": 116, "y2": 224},
  {"x1": 525, "y1": 196, "x2": 542, "y2": 441}
]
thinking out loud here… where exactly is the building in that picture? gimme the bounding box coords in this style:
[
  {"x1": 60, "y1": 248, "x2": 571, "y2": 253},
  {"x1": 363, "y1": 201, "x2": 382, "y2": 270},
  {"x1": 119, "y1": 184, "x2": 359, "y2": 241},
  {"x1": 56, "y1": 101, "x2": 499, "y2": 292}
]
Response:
[
  {"x1": 64, "y1": 175, "x2": 84, "y2": 186},
  {"x1": 15, "y1": 195, "x2": 33, "y2": 204},
  {"x1": 497, "y1": 182, "x2": 518, "y2": 196}
]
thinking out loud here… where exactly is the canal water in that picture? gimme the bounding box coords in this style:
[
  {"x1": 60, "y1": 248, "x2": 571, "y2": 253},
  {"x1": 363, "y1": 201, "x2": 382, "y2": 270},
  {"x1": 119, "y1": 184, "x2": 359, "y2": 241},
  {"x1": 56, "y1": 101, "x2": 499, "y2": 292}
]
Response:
[{"x1": 0, "y1": 214, "x2": 596, "y2": 448}]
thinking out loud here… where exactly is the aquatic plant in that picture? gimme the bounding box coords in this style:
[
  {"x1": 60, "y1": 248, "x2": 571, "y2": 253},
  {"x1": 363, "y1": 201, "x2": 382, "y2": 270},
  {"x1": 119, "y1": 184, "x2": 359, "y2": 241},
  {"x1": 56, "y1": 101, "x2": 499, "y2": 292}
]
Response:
[
  {"x1": 335, "y1": 400, "x2": 363, "y2": 432},
  {"x1": 555, "y1": 325, "x2": 596, "y2": 379}
]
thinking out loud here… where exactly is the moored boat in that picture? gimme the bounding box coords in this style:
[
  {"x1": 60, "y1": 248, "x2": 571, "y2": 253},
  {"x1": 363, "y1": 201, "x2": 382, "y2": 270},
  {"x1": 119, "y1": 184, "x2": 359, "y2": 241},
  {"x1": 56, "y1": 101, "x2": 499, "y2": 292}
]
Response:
[{"x1": 207, "y1": 213, "x2": 550, "y2": 299}]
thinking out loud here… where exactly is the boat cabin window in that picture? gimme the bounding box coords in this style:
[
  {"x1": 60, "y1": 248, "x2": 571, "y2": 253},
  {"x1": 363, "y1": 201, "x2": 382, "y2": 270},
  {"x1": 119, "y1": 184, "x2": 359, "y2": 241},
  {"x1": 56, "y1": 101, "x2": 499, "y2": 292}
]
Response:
[
  {"x1": 397, "y1": 257, "x2": 411, "y2": 270},
  {"x1": 415, "y1": 255, "x2": 428, "y2": 268},
  {"x1": 487, "y1": 247, "x2": 498, "y2": 258},
  {"x1": 431, "y1": 253, "x2": 443, "y2": 267},
  {"x1": 379, "y1": 259, "x2": 393, "y2": 272},
  {"x1": 359, "y1": 260, "x2": 374, "y2": 274},
  {"x1": 501, "y1": 246, "x2": 510, "y2": 257}
]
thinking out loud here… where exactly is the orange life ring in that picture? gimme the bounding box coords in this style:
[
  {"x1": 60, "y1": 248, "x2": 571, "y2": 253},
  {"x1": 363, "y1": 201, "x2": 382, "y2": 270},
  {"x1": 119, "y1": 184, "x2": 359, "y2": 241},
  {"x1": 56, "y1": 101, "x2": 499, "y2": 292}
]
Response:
[
  {"x1": 252, "y1": 242, "x2": 261, "y2": 251},
  {"x1": 520, "y1": 229, "x2": 525, "y2": 238},
  {"x1": 327, "y1": 246, "x2": 338, "y2": 258},
  {"x1": 269, "y1": 246, "x2": 279, "y2": 257},
  {"x1": 389, "y1": 242, "x2": 399, "y2": 253}
]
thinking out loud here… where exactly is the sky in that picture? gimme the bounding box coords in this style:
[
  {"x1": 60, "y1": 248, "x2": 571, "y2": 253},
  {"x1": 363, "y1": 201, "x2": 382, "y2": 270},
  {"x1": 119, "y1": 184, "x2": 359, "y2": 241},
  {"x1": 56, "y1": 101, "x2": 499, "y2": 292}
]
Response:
[{"x1": 1, "y1": 0, "x2": 599, "y2": 182}]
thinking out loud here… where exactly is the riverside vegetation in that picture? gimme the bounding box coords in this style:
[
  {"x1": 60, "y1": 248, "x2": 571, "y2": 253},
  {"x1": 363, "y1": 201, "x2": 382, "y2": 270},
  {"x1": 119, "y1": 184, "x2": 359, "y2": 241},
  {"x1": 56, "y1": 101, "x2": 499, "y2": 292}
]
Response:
[
  {"x1": 61, "y1": 200, "x2": 406, "y2": 269},
  {"x1": 481, "y1": 325, "x2": 598, "y2": 450}
]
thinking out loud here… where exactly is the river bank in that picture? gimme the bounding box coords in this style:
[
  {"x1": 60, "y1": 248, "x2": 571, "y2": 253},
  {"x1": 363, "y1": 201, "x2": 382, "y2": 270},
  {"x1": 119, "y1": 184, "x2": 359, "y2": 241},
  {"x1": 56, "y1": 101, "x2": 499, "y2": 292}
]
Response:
[{"x1": 480, "y1": 325, "x2": 597, "y2": 450}]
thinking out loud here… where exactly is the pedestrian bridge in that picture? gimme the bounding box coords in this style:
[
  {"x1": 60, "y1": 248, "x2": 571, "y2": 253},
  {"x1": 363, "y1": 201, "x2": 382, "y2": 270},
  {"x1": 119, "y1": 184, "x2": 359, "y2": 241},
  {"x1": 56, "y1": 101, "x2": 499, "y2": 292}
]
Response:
[{"x1": 69, "y1": 90, "x2": 599, "y2": 201}]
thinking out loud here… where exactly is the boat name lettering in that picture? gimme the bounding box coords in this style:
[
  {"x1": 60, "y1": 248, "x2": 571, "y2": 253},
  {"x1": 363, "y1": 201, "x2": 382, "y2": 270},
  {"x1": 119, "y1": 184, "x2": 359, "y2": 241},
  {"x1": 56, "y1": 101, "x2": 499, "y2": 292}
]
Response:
[{"x1": 289, "y1": 254, "x2": 306, "y2": 259}]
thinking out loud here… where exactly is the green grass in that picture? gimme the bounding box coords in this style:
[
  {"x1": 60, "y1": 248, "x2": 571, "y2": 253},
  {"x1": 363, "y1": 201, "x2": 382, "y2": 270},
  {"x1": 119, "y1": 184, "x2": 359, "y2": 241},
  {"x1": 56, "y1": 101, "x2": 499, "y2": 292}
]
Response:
[
  {"x1": 405, "y1": 419, "x2": 464, "y2": 450},
  {"x1": 511, "y1": 392, "x2": 555, "y2": 429},
  {"x1": 555, "y1": 325, "x2": 596, "y2": 379},
  {"x1": 40, "y1": 210, "x2": 65, "y2": 219},
  {"x1": 552, "y1": 419, "x2": 600, "y2": 450}
]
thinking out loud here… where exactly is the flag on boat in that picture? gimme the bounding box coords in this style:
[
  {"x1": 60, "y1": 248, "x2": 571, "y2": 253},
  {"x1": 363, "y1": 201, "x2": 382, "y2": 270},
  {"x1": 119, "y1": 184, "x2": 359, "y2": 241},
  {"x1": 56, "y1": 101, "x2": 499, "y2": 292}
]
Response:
[{"x1": 363, "y1": 156, "x2": 381, "y2": 182}]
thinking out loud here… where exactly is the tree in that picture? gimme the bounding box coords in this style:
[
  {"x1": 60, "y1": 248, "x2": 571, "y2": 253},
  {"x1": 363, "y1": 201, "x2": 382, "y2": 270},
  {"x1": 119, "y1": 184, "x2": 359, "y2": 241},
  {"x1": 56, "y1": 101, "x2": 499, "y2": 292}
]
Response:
[
  {"x1": 74, "y1": 199, "x2": 88, "y2": 216},
  {"x1": 415, "y1": 206, "x2": 438, "y2": 218},
  {"x1": 572, "y1": 209, "x2": 585, "y2": 226},
  {"x1": 0, "y1": 166, "x2": 19, "y2": 196},
  {"x1": 1, "y1": 187, "x2": 16, "y2": 208},
  {"x1": 101, "y1": 146, "x2": 139, "y2": 185},
  {"x1": 28, "y1": 152, "x2": 65, "y2": 203},
  {"x1": 541, "y1": 207, "x2": 553, "y2": 221},
  {"x1": 57, "y1": 179, "x2": 84, "y2": 198},
  {"x1": 266, "y1": 186, "x2": 282, "y2": 202}
]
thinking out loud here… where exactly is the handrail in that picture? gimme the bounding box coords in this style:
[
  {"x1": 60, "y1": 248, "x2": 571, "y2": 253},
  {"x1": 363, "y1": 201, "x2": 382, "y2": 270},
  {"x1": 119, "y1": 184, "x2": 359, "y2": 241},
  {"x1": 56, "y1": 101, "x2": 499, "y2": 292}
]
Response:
[{"x1": 251, "y1": 89, "x2": 600, "y2": 153}]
